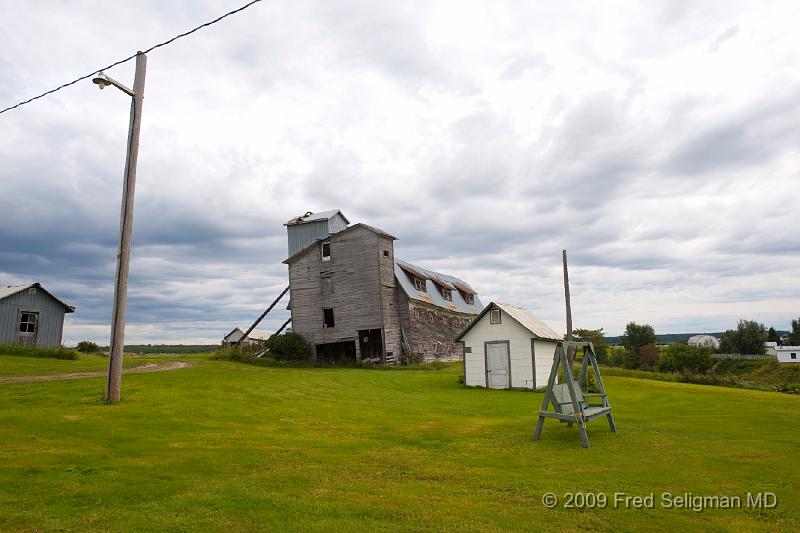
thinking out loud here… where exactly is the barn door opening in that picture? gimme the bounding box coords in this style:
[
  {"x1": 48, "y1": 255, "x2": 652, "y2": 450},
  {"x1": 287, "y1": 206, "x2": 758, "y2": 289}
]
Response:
[
  {"x1": 17, "y1": 311, "x2": 39, "y2": 347},
  {"x1": 358, "y1": 329, "x2": 384, "y2": 362},
  {"x1": 486, "y1": 342, "x2": 510, "y2": 389}
]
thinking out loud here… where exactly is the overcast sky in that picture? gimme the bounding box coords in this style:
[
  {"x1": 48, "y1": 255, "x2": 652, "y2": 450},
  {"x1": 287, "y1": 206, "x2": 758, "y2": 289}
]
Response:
[{"x1": 1, "y1": 1, "x2": 798, "y2": 345}]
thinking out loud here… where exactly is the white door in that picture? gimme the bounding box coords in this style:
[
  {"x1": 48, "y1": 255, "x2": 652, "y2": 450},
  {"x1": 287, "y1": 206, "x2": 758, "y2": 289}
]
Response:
[{"x1": 486, "y1": 343, "x2": 509, "y2": 388}]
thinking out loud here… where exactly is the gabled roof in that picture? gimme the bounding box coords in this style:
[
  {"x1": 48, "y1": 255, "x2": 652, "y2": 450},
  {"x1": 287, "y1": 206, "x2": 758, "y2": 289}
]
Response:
[
  {"x1": 283, "y1": 223, "x2": 397, "y2": 264},
  {"x1": 455, "y1": 302, "x2": 561, "y2": 341},
  {"x1": 395, "y1": 259, "x2": 482, "y2": 314},
  {"x1": 0, "y1": 283, "x2": 75, "y2": 312},
  {"x1": 223, "y1": 327, "x2": 246, "y2": 342},
  {"x1": 284, "y1": 209, "x2": 350, "y2": 226}
]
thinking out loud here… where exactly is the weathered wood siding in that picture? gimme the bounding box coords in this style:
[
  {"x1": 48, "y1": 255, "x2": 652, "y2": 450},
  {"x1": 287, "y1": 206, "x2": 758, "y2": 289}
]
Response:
[
  {"x1": 0, "y1": 289, "x2": 68, "y2": 348},
  {"x1": 377, "y1": 236, "x2": 401, "y2": 359},
  {"x1": 460, "y1": 308, "x2": 556, "y2": 389},
  {"x1": 287, "y1": 226, "x2": 389, "y2": 359}
]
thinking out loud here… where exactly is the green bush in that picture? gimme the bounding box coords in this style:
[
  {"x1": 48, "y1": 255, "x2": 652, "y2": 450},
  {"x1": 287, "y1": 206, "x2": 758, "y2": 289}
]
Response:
[
  {"x1": 0, "y1": 344, "x2": 79, "y2": 360},
  {"x1": 658, "y1": 343, "x2": 713, "y2": 374},
  {"x1": 264, "y1": 332, "x2": 311, "y2": 361},
  {"x1": 399, "y1": 351, "x2": 424, "y2": 365},
  {"x1": 76, "y1": 341, "x2": 100, "y2": 353}
]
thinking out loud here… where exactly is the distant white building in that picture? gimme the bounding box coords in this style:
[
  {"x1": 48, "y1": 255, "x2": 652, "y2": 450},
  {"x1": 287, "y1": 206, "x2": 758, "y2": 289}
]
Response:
[
  {"x1": 776, "y1": 346, "x2": 800, "y2": 363},
  {"x1": 687, "y1": 334, "x2": 720, "y2": 350},
  {"x1": 221, "y1": 327, "x2": 259, "y2": 348},
  {"x1": 765, "y1": 342, "x2": 778, "y2": 357}
]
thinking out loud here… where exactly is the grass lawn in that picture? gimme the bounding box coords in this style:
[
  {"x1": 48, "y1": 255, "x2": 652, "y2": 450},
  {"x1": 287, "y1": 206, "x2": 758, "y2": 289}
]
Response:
[
  {"x1": 0, "y1": 357, "x2": 798, "y2": 532},
  {"x1": 0, "y1": 353, "x2": 185, "y2": 377}
]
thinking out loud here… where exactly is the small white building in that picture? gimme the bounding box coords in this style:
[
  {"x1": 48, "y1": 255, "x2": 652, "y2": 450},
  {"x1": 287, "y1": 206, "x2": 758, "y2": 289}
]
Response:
[
  {"x1": 687, "y1": 334, "x2": 720, "y2": 350},
  {"x1": 455, "y1": 302, "x2": 561, "y2": 390},
  {"x1": 776, "y1": 346, "x2": 800, "y2": 363},
  {"x1": 221, "y1": 327, "x2": 259, "y2": 348}
]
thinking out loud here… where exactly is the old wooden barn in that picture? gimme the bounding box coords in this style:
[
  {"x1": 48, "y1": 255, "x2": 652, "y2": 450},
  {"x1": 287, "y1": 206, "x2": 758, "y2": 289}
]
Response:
[
  {"x1": 0, "y1": 283, "x2": 75, "y2": 348},
  {"x1": 283, "y1": 210, "x2": 482, "y2": 362}
]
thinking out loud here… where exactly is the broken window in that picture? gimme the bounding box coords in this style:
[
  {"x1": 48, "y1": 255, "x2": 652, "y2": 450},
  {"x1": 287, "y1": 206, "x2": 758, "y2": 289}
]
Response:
[
  {"x1": 323, "y1": 308, "x2": 335, "y2": 328},
  {"x1": 18, "y1": 312, "x2": 38, "y2": 333},
  {"x1": 414, "y1": 277, "x2": 426, "y2": 291},
  {"x1": 464, "y1": 293, "x2": 474, "y2": 305},
  {"x1": 321, "y1": 241, "x2": 331, "y2": 261},
  {"x1": 490, "y1": 309, "x2": 502, "y2": 324},
  {"x1": 441, "y1": 288, "x2": 452, "y2": 301},
  {"x1": 383, "y1": 250, "x2": 389, "y2": 257},
  {"x1": 321, "y1": 275, "x2": 333, "y2": 296}
]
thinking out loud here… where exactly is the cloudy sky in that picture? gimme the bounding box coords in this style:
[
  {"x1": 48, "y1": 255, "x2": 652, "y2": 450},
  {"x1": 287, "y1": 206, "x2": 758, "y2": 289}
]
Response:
[{"x1": 1, "y1": 0, "x2": 798, "y2": 345}]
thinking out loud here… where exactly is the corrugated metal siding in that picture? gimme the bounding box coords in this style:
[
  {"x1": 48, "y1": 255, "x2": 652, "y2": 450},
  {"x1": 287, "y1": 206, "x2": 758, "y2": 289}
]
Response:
[
  {"x1": 0, "y1": 289, "x2": 67, "y2": 348},
  {"x1": 287, "y1": 220, "x2": 330, "y2": 257},
  {"x1": 328, "y1": 213, "x2": 349, "y2": 234}
]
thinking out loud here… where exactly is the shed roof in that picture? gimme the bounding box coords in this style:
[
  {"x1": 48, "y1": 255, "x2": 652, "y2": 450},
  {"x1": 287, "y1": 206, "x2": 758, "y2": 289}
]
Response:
[
  {"x1": 284, "y1": 209, "x2": 349, "y2": 226},
  {"x1": 0, "y1": 283, "x2": 75, "y2": 312},
  {"x1": 223, "y1": 327, "x2": 246, "y2": 342},
  {"x1": 283, "y1": 223, "x2": 397, "y2": 264},
  {"x1": 394, "y1": 259, "x2": 482, "y2": 314},
  {"x1": 455, "y1": 302, "x2": 561, "y2": 341}
]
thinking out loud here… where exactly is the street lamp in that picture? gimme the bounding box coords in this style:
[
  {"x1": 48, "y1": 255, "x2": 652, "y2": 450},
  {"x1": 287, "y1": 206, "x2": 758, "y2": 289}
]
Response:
[{"x1": 94, "y1": 51, "x2": 147, "y2": 402}]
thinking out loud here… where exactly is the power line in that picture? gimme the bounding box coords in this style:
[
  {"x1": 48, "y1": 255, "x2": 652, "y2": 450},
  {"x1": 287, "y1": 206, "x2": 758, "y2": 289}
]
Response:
[{"x1": 0, "y1": 0, "x2": 263, "y2": 115}]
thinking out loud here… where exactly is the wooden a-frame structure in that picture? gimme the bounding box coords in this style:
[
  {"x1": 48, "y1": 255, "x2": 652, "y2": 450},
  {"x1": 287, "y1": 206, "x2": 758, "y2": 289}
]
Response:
[{"x1": 533, "y1": 341, "x2": 616, "y2": 448}]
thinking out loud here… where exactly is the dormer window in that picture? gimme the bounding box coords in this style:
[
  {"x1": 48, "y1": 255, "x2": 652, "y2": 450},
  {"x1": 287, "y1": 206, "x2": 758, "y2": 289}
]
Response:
[
  {"x1": 464, "y1": 293, "x2": 474, "y2": 305},
  {"x1": 414, "y1": 277, "x2": 426, "y2": 291},
  {"x1": 441, "y1": 288, "x2": 452, "y2": 301},
  {"x1": 321, "y1": 241, "x2": 331, "y2": 261}
]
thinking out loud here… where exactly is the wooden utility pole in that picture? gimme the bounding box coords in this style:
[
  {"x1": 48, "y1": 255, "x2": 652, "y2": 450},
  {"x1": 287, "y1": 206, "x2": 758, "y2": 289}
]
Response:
[
  {"x1": 563, "y1": 249, "x2": 575, "y2": 367},
  {"x1": 106, "y1": 52, "x2": 147, "y2": 402}
]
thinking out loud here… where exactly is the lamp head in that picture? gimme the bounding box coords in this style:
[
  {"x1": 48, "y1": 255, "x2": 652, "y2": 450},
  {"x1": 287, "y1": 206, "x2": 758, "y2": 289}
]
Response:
[{"x1": 92, "y1": 73, "x2": 111, "y2": 89}]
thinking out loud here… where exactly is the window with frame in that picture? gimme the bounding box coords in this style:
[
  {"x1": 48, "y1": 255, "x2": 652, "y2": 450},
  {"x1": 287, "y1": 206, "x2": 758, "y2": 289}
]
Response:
[
  {"x1": 441, "y1": 287, "x2": 452, "y2": 301},
  {"x1": 489, "y1": 309, "x2": 502, "y2": 324},
  {"x1": 414, "y1": 277, "x2": 426, "y2": 291},
  {"x1": 792, "y1": 353, "x2": 797, "y2": 359},
  {"x1": 321, "y1": 241, "x2": 331, "y2": 261},
  {"x1": 321, "y1": 275, "x2": 333, "y2": 296},
  {"x1": 413, "y1": 308, "x2": 420, "y2": 319},
  {"x1": 323, "y1": 308, "x2": 335, "y2": 328},
  {"x1": 464, "y1": 293, "x2": 474, "y2": 305},
  {"x1": 18, "y1": 312, "x2": 38, "y2": 333}
]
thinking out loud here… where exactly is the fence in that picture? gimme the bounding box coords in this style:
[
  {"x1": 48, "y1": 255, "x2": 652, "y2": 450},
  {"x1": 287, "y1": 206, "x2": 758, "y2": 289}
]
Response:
[{"x1": 712, "y1": 353, "x2": 775, "y2": 361}]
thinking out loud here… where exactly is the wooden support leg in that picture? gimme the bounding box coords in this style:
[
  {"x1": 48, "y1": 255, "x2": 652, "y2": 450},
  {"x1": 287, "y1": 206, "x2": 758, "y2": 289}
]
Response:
[
  {"x1": 533, "y1": 416, "x2": 545, "y2": 441},
  {"x1": 607, "y1": 414, "x2": 617, "y2": 433},
  {"x1": 578, "y1": 424, "x2": 590, "y2": 448}
]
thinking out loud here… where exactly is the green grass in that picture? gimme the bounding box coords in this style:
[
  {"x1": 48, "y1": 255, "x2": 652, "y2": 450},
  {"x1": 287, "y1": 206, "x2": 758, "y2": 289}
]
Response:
[
  {"x1": 0, "y1": 357, "x2": 798, "y2": 532},
  {"x1": 0, "y1": 343, "x2": 78, "y2": 359},
  {"x1": 0, "y1": 353, "x2": 188, "y2": 377}
]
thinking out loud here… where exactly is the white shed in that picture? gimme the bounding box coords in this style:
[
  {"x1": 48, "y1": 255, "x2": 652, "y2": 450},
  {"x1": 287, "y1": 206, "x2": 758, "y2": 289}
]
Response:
[
  {"x1": 776, "y1": 346, "x2": 800, "y2": 363},
  {"x1": 455, "y1": 302, "x2": 562, "y2": 390}
]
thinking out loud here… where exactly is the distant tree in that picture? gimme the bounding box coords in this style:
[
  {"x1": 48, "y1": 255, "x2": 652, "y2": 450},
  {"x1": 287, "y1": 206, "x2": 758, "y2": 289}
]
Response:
[
  {"x1": 76, "y1": 341, "x2": 100, "y2": 353},
  {"x1": 718, "y1": 319, "x2": 767, "y2": 355},
  {"x1": 767, "y1": 327, "x2": 780, "y2": 343},
  {"x1": 621, "y1": 322, "x2": 656, "y2": 369},
  {"x1": 787, "y1": 318, "x2": 800, "y2": 345},
  {"x1": 573, "y1": 327, "x2": 607, "y2": 363},
  {"x1": 658, "y1": 344, "x2": 713, "y2": 374},
  {"x1": 638, "y1": 344, "x2": 660, "y2": 369}
]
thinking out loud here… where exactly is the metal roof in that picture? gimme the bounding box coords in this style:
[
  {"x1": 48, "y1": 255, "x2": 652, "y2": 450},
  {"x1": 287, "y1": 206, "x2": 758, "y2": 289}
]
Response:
[
  {"x1": 0, "y1": 282, "x2": 75, "y2": 312},
  {"x1": 394, "y1": 259, "x2": 482, "y2": 314},
  {"x1": 285, "y1": 209, "x2": 350, "y2": 226},
  {"x1": 455, "y1": 302, "x2": 562, "y2": 341}
]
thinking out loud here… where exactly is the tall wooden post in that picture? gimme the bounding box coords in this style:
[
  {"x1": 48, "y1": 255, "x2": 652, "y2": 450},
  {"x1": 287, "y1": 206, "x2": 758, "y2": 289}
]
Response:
[
  {"x1": 563, "y1": 250, "x2": 575, "y2": 368},
  {"x1": 107, "y1": 52, "x2": 147, "y2": 403}
]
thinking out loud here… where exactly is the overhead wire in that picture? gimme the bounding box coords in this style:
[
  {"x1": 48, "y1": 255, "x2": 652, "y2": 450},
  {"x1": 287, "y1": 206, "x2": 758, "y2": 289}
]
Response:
[{"x1": 0, "y1": 0, "x2": 263, "y2": 115}]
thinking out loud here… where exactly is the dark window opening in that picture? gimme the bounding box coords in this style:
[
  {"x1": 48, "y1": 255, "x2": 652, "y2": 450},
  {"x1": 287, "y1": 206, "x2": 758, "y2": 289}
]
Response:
[
  {"x1": 464, "y1": 346, "x2": 472, "y2": 353},
  {"x1": 792, "y1": 353, "x2": 797, "y2": 359},
  {"x1": 323, "y1": 308, "x2": 335, "y2": 328},
  {"x1": 321, "y1": 241, "x2": 331, "y2": 261},
  {"x1": 359, "y1": 329, "x2": 384, "y2": 360},
  {"x1": 414, "y1": 277, "x2": 426, "y2": 291},
  {"x1": 490, "y1": 309, "x2": 502, "y2": 324},
  {"x1": 464, "y1": 293, "x2": 474, "y2": 305},
  {"x1": 19, "y1": 312, "x2": 38, "y2": 333},
  {"x1": 383, "y1": 250, "x2": 389, "y2": 257},
  {"x1": 316, "y1": 341, "x2": 356, "y2": 363},
  {"x1": 441, "y1": 288, "x2": 452, "y2": 301}
]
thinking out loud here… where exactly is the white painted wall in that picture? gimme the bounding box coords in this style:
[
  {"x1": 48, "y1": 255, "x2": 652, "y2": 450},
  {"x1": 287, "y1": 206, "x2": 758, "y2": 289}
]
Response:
[
  {"x1": 776, "y1": 347, "x2": 800, "y2": 363},
  {"x1": 461, "y1": 308, "x2": 558, "y2": 389}
]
